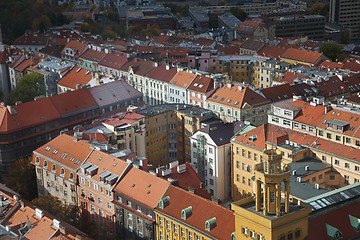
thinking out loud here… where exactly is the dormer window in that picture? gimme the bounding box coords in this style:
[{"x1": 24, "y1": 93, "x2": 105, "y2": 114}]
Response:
[
  {"x1": 44, "y1": 160, "x2": 48, "y2": 167},
  {"x1": 205, "y1": 217, "x2": 216, "y2": 231},
  {"x1": 69, "y1": 173, "x2": 74, "y2": 181},
  {"x1": 52, "y1": 164, "x2": 56, "y2": 172},
  {"x1": 181, "y1": 206, "x2": 192, "y2": 220},
  {"x1": 60, "y1": 168, "x2": 65, "y2": 176},
  {"x1": 52, "y1": 149, "x2": 58, "y2": 154}
]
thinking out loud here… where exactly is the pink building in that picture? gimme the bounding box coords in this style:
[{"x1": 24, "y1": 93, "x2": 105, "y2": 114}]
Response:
[{"x1": 187, "y1": 50, "x2": 218, "y2": 72}]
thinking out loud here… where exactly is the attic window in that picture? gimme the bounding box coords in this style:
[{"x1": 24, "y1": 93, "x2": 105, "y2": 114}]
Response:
[
  {"x1": 227, "y1": 99, "x2": 231, "y2": 103},
  {"x1": 61, "y1": 153, "x2": 68, "y2": 159},
  {"x1": 220, "y1": 97, "x2": 225, "y2": 101},
  {"x1": 75, "y1": 160, "x2": 81, "y2": 165},
  {"x1": 181, "y1": 206, "x2": 192, "y2": 220},
  {"x1": 199, "y1": 84, "x2": 203, "y2": 88},
  {"x1": 53, "y1": 149, "x2": 58, "y2": 154},
  {"x1": 205, "y1": 217, "x2": 216, "y2": 231},
  {"x1": 326, "y1": 224, "x2": 343, "y2": 240},
  {"x1": 235, "y1": 101, "x2": 239, "y2": 105},
  {"x1": 194, "y1": 83, "x2": 198, "y2": 87},
  {"x1": 349, "y1": 215, "x2": 360, "y2": 232},
  {"x1": 213, "y1": 95, "x2": 218, "y2": 99},
  {"x1": 69, "y1": 157, "x2": 75, "y2": 162},
  {"x1": 45, "y1": 146, "x2": 51, "y2": 151}
]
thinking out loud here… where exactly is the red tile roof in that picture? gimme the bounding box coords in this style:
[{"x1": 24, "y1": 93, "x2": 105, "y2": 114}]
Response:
[
  {"x1": 61, "y1": 40, "x2": 88, "y2": 58},
  {"x1": 207, "y1": 84, "x2": 270, "y2": 108},
  {"x1": 308, "y1": 200, "x2": 360, "y2": 240},
  {"x1": 258, "y1": 45, "x2": 287, "y2": 59},
  {"x1": 115, "y1": 167, "x2": 170, "y2": 208},
  {"x1": 146, "y1": 64, "x2": 178, "y2": 83},
  {"x1": 315, "y1": 76, "x2": 351, "y2": 98},
  {"x1": 13, "y1": 33, "x2": 49, "y2": 46},
  {"x1": 120, "y1": 58, "x2": 156, "y2": 77},
  {"x1": 281, "y1": 48, "x2": 323, "y2": 65},
  {"x1": 274, "y1": 71, "x2": 306, "y2": 84},
  {"x1": 260, "y1": 83, "x2": 297, "y2": 102},
  {"x1": 101, "y1": 112, "x2": 144, "y2": 128},
  {"x1": 57, "y1": 66, "x2": 93, "y2": 90},
  {"x1": 169, "y1": 71, "x2": 197, "y2": 88},
  {"x1": 233, "y1": 124, "x2": 266, "y2": 150},
  {"x1": 79, "y1": 49, "x2": 107, "y2": 62},
  {"x1": 98, "y1": 51, "x2": 127, "y2": 70},
  {"x1": 156, "y1": 185, "x2": 235, "y2": 239},
  {"x1": 290, "y1": 100, "x2": 327, "y2": 126}
]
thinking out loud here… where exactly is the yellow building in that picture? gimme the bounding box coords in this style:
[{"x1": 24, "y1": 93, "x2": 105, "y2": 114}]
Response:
[
  {"x1": 139, "y1": 104, "x2": 215, "y2": 165},
  {"x1": 232, "y1": 149, "x2": 311, "y2": 240},
  {"x1": 155, "y1": 185, "x2": 235, "y2": 240}
]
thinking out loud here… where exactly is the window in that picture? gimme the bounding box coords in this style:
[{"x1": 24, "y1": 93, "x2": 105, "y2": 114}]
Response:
[
  {"x1": 318, "y1": 130, "x2": 323, "y2": 136},
  {"x1": 99, "y1": 209, "x2": 104, "y2": 217},
  {"x1": 173, "y1": 225, "x2": 177, "y2": 234},
  {"x1": 295, "y1": 229, "x2": 301, "y2": 238},
  {"x1": 90, "y1": 204, "x2": 95, "y2": 212},
  {"x1": 159, "y1": 217, "x2": 163, "y2": 227},
  {"x1": 69, "y1": 173, "x2": 74, "y2": 181},
  {"x1": 345, "y1": 163, "x2": 350, "y2": 169},
  {"x1": 210, "y1": 179, "x2": 214, "y2": 185},
  {"x1": 250, "y1": 230, "x2": 255, "y2": 239},
  {"x1": 329, "y1": 175, "x2": 335, "y2": 180},
  {"x1": 322, "y1": 156, "x2": 327, "y2": 161},
  {"x1": 209, "y1": 147, "x2": 213, "y2": 154},
  {"x1": 346, "y1": 137, "x2": 351, "y2": 144},
  {"x1": 181, "y1": 228, "x2": 185, "y2": 237},
  {"x1": 336, "y1": 135, "x2": 341, "y2": 141},
  {"x1": 236, "y1": 161, "x2": 240, "y2": 168},
  {"x1": 35, "y1": 156, "x2": 40, "y2": 164},
  {"x1": 355, "y1": 166, "x2": 360, "y2": 172},
  {"x1": 44, "y1": 160, "x2": 48, "y2": 167},
  {"x1": 52, "y1": 164, "x2": 56, "y2": 172},
  {"x1": 98, "y1": 198, "x2": 102, "y2": 204},
  {"x1": 288, "y1": 232, "x2": 293, "y2": 240},
  {"x1": 166, "y1": 220, "x2": 170, "y2": 230},
  {"x1": 344, "y1": 175, "x2": 349, "y2": 184},
  {"x1": 283, "y1": 120, "x2": 291, "y2": 126},
  {"x1": 327, "y1": 133, "x2": 332, "y2": 139},
  {"x1": 136, "y1": 205, "x2": 141, "y2": 212},
  {"x1": 60, "y1": 168, "x2": 65, "y2": 176},
  {"x1": 242, "y1": 227, "x2": 248, "y2": 236},
  {"x1": 334, "y1": 160, "x2": 340, "y2": 165}
]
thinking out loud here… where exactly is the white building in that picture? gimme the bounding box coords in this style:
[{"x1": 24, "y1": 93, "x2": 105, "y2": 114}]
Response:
[
  {"x1": 168, "y1": 71, "x2": 197, "y2": 104},
  {"x1": 190, "y1": 120, "x2": 246, "y2": 202}
]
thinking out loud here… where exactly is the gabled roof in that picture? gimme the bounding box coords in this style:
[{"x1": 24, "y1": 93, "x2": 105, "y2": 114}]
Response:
[
  {"x1": 155, "y1": 185, "x2": 235, "y2": 239},
  {"x1": 114, "y1": 167, "x2": 170, "y2": 209},
  {"x1": 260, "y1": 83, "x2": 297, "y2": 102},
  {"x1": 342, "y1": 73, "x2": 360, "y2": 93},
  {"x1": 236, "y1": 19, "x2": 263, "y2": 33},
  {"x1": 57, "y1": 66, "x2": 93, "y2": 90},
  {"x1": 146, "y1": 64, "x2": 178, "y2": 83},
  {"x1": 240, "y1": 39, "x2": 265, "y2": 52},
  {"x1": 274, "y1": 71, "x2": 307, "y2": 84},
  {"x1": 169, "y1": 71, "x2": 197, "y2": 88},
  {"x1": 33, "y1": 134, "x2": 94, "y2": 175},
  {"x1": 281, "y1": 48, "x2": 323, "y2": 65},
  {"x1": 61, "y1": 40, "x2": 87, "y2": 57},
  {"x1": 79, "y1": 49, "x2": 107, "y2": 63},
  {"x1": 233, "y1": 124, "x2": 266, "y2": 150},
  {"x1": 88, "y1": 80, "x2": 142, "y2": 107},
  {"x1": 186, "y1": 75, "x2": 214, "y2": 94},
  {"x1": 98, "y1": 51, "x2": 127, "y2": 70},
  {"x1": 207, "y1": 84, "x2": 270, "y2": 108}
]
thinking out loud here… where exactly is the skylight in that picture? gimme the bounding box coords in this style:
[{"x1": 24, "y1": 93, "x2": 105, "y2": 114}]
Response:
[{"x1": 45, "y1": 146, "x2": 51, "y2": 151}]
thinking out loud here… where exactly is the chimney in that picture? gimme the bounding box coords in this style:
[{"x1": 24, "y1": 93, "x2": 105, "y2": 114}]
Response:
[
  {"x1": 188, "y1": 186, "x2": 195, "y2": 194},
  {"x1": 227, "y1": 83, "x2": 232, "y2": 89},
  {"x1": 165, "y1": 64, "x2": 170, "y2": 70}
]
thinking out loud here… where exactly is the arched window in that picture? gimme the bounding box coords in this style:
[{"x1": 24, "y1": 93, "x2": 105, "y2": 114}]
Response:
[
  {"x1": 69, "y1": 173, "x2": 74, "y2": 181},
  {"x1": 43, "y1": 160, "x2": 48, "y2": 167},
  {"x1": 35, "y1": 156, "x2": 40, "y2": 165},
  {"x1": 60, "y1": 168, "x2": 65, "y2": 176},
  {"x1": 52, "y1": 164, "x2": 56, "y2": 172}
]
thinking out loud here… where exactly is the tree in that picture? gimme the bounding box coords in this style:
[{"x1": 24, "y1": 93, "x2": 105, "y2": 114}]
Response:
[
  {"x1": 310, "y1": 3, "x2": 329, "y2": 17},
  {"x1": 320, "y1": 42, "x2": 344, "y2": 62},
  {"x1": 7, "y1": 72, "x2": 46, "y2": 105},
  {"x1": 3, "y1": 157, "x2": 37, "y2": 201},
  {"x1": 102, "y1": 29, "x2": 118, "y2": 40},
  {"x1": 230, "y1": 7, "x2": 248, "y2": 21},
  {"x1": 32, "y1": 15, "x2": 52, "y2": 32}
]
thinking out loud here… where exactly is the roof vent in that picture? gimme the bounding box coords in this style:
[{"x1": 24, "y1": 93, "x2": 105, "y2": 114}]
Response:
[
  {"x1": 292, "y1": 170, "x2": 297, "y2": 176},
  {"x1": 305, "y1": 165, "x2": 310, "y2": 171},
  {"x1": 181, "y1": 206, "x2": 192, "y2": 220},
  {"x1": 177, "y1": 164, "x2": 186, "y2": 173},
  {"x1": 315, "y1": 183, "x2": 320, "y2": 189},
  {"x1": 249, "y1": 134, "x2": 257, "y2": 142},
  {"x1": 162, "y1": 169, "x2": 172, "y2": 176},
  {"x1": 297, "y1": 177, "x2": 302, "y2": 183}
]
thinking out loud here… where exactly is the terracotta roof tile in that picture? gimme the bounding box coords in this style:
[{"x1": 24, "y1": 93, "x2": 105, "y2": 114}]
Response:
[
  {"x1": 207, "y1": 84, "x2": 270, "y2": 108},
  {"x1": 98, "y1": 51, "x2": 127, "y2": 70},
  {"x1": 156, "y1": 185, "x2": 235, "y2": 239},
  {"x1": 120, "y1": 58, "x2": 156, "y2": 76},
  {"x1": 13, "y1": 33, "x2": 49, "y2": 46},
  {"x1": 169, "y1": 71, "x2": 197, "y2": 88},
  {"x1": 101, "y1": 112, "x2": 144, "y2": 128},
  {"x1": 57, "y1": 66, "x2": 93, "y2": 89},
  {"x1": 315, "y1": 76, "x2": 351, "y2": 98},
  {"x1": 79, "y1": 49, "x2": 107, "y2": 62},
  {"x1": 115, "y1": 167, "x2": 170, "y2": 208},
  {"x1": 258, "y1": 45, "x2": 287, "y2": 59},
  {"x1": 146, "y1": 64, "x2": 178, "y2": 83},
  {"x1": 233, "y1": 124, "x2": 266, "y2": 150},
  {"x1": 187, "y1": 75, "x2": 214, "y2": 93},
  {"x1": 61, "y1": 40, "x2": 88, "y2": 58},
  {"x1": 260, "y1": 83, "x2": 297, "y2": 102},
  {"x1": 281, "y1": 48, "x2": 323, "y2": 65}
]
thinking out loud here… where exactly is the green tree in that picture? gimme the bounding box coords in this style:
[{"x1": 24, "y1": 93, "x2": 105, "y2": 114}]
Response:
[
  {"x1": 230, "y1": 7, "x2": 248, "y2": 21},
  {"x1": 3, "y1": 157, "x2": 37, "y2": 201},
  {"x1": 310, "y1": 3, "x2": 329, "y2": 17},
  {"x1": 32, "y1": 15, "x2": 52, "y2": 32},
  {"x1": 7, "y1": 72, "x2": 45, "y2": 105},
  {"x1": 320, "y1": 42, "x2": 344, "y2": 62},
  {"x1": 102, "y1": 29, "x2": 118, "y2": 40}
]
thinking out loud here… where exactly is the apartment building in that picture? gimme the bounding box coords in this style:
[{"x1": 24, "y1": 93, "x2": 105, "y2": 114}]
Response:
[
  {"x1": 252, "y1": 59, "x2": 288, "y2": 89},
  {"x1": 217, "y1": 55, "x2": 266, "y2": 84},
  {"x1": 61, "y1": 40, "x2": 88, "y2": 63},
  {"x1": 145, "y1": 64, "x2": 178, "y2": 105},
  {"x1": 100, "y1": 111, "x2": 146, "y2": 158},
  {"x1": 187, "y1": 75, "x2": 216, "y2": 108},
  {"x1": 187, "y1": 50, "x2": 218, "y2": 72},
  {"x1": 98, "y1": 51, "x2": 128, "y2": 77},
  {"x1": 0, "y1": 80, "x2": 143, "y2": 176},
  {"x1": 168, "y1": 71, "x2": 197, "y2": 104},
  {"x1": 79, "y1": 48, "x2": 107, "y2": 72},
  {"x1": 57, "y1": 66, "x2": 94, "y2": 93},
  {"x1": 78, "y1": 150, "x2": 131, "y2": 239},
  {"x1": 329, "y1": 0, "x2": 360, "y2": 41},
  {"x1": 32, "y1": 134, "x2": 94, "y2": 205},
  {"x1": 138, "y1": 104, "x2": 215, "y2": 165},
  {"x1": 190, "y1": 120, "x2": 247, "y2": 202},
  {"x1": 280, "y1": 48, "x2": 324, "y2": 67},
  {"x1": 155, "y1": 185, "x2": 235, "y2": 240},
  {"x1": 114, "y1": 167, "x2": 170, "y2": 240},
  {"x1": 205, "y1": 83, "x2": 270, "y2": 125}
]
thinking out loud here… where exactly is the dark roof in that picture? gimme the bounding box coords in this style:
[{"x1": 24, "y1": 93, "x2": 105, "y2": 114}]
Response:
[
  {"x1": 198, "y1": 121, "x2": 246, "y2": 145},
  {"x1": 88, "y1": 80, "x2": 143, "y2": 107},
  {"x1": 260, "y1": 83, "x2": 297, "y2": 103}
]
